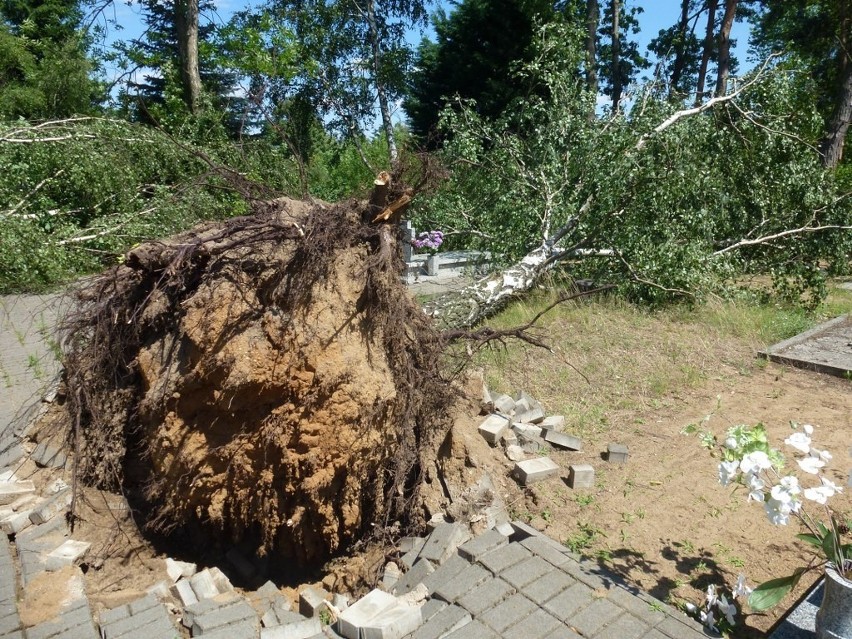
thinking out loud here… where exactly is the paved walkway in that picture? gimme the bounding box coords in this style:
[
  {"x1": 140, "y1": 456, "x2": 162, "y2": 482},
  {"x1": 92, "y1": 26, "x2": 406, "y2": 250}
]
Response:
[{"x1": 1, "y1": 289, "x2": 717, "y2": 639}]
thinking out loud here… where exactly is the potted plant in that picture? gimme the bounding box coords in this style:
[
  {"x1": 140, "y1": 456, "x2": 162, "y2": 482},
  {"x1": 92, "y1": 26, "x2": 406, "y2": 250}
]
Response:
[{"x1": 709, "y1": 422, "x2": 850, "y2": 638}]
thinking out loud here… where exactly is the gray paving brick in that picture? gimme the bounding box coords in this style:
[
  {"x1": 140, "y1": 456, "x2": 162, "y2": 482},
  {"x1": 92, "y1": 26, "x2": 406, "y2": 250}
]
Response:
[
  {"x1": 192, "y1": 599, "x2": 257, "y2": 635},
  {"x1": 26, "y1": 601, "x2": 93, "y2": 639},
  {"x1": 0, "y1": 605, "x2": 16, "y2": 620},
  {"x1": 543, "y1": 583, "x2": 593, "y2": 621},
  {"x1": 518, "y1": 536, "x2": 571, "y2": 568},
  {"x1": 127, "y1": 594, "x2": 161, "y2": 615},
  {"x1": 561, "y1": 560, "x2": 610, "y2": 590},
  {"x1": 394, "y1": 559, "x2": 435, "y2": 596},
  {"x1": 0, "y1": 583, "x2": 15, "y2": 604},
  {"x1": 456, "y1": 578, "x2": 515, "y2": 616},
  {"x1": 605, "y1": 586, "x2": 666, "y2": 627},
  {"x1": 523, "y1": 569, "x2": 575, "y2": 605},
  {"x1": 419, "y1": 524, "x2": 470, "y2": 566},
  {"x1": 111, "y1": 615, "x2": 176, "y2": 639},
  {"x1": 51, "y1": 618, "x2": 99, "y2": 639},
  {"x1": 478, "y1": 543, "x2": 532, "y2": 575},
  {"x1": 409, "y1": 604, "x2": 470, "y2": 639},
  {"x1": 0, "y1": 630, "x2": 24, "y2": 639},
  {"x1": 566, "y1": 597, "x2": 622, "y2": 637},
  {"x1": 98, "y1": 604, "x2": 131, "y2": 626},
  {"x1": 502, "y1": 609, "x2": 561, "y2": 639},
  {"x1": 433, "y1": 563, "x2": 490, "y2": 604},
  {"x1": 457, "y1": 530, "x2": 508, "y2": 562},
  {"x1": 541, "y1": 627, "x2": 582, "y2": 639},
  {"x1": 421, "y1": 554, "x2": 468, "y2": 596},
  {"x1": 654, "y1": 615, "x2": 708, "y2": 639},
  {"x1": 500, "y1": 556, "x2": 554, "y2": 590},
  {"x1": 0, "y1": 612, "x2": 21, "y2": 635},
  {"x1": 101, "y1": 603, "x2": 167, "y2": 638},
  {"x1": 479, "y1": 593, "x2": 537, "y2": 633},
  {"x1": 420, "y1": 598, "x2": 446, "y2": 623},
  {"x1": 442, "y1": 619, "x2": 498, "y2": 639},
  {"x1": 196, "y1": 617, "x2": 258, "y2": 638},
  {"x1": 593, "y1": 612, "x2": 650, "y2": 639}
]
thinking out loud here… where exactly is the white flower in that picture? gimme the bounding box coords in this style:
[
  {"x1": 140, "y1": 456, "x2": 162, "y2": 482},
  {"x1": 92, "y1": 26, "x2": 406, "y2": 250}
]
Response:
[
  {"x1": 740, "y1": 451, "x2": 772, "y2": 474},
  {"x1": 733, "y1": 574, "x2": 752, "y2": 599},
  {"x1": 719, "y1": 460, "x2": 739, "y2": 486},
  {"x1": 765, "y1": 490, "x2": 796, "y2": 525},
  {"x1": 820, "y1": 476, "x2": 843, "y2": 494},
  {"x1": 785, "y1": 431, "x2": 811, "y2": 454},
  {"x1": 705, "y1": 584, "x2": 718, "y2": 608},
  {"x1": 811, "y1": 448, "x2": 833, "y2": 462},
  {"x1": 700, "y1": 608, "x2": 718, "y2": 632},
  {"x1": 779, "y1": 475, "x2": 801, "y2": 494},
  {"x1": 803, "y1": 486, "x2": 832, "y2": 504},
  {"x1": 747, "y1": 474, "x2": 765, "y2": 502},
  {"x1": 797, "y1": 456, "x2": 826, "y2": 475},
  {"x1": 717, "y1": 594, "x2": 737, "y2": 626},
  {"x1": 724, "y1": 437, "x2": 738, "y2": 450}
]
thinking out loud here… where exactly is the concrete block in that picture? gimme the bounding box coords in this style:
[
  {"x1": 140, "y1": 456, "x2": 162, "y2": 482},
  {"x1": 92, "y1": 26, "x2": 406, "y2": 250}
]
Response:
[
  {"x1": 514, "y1": 391, "x2": 542, "y2": 410},
  {"x1": 399, "y1": 538, "x2": 425, "y2": 570},
  {"x1": 494, "y1": 522, "x2": 515, "y2": 537},
  {"x1": 191, "y1": 599, "x2": 257, "y2": 635},
  {"x1": 543, "y1": 583, "x2": 593, "y2": 621},
  {"x1": 190, "y1": 568, "x2": 220, "y2": 600},
  {"x1": 146, "y1": 580, "x2": 171, "y2": 600},
  {"x1": 512, "y1": 423, "x2": 543, "y2": 438},
  {"x1": 392, "y1": 558, "x2": 435, "y2": 595},
  {"x1": 420, "y1": 598, "x2": 446, "y2": 622},
  {"x1": 518, "y1": 535, "x2": 571, "y2": 568},
  {"x1": 513, "y1": 458, "x2": 559, "y2": 486},
  {"x1": 0, "y1": 481, "x2": 35, "y2": 506},
  {"x1": 420, "y1": 554, "x2": 468, "y2": 596},
  {"x1": 492, "y1": 394, "x2": 515, "y2": 415},
  {"x1": 418, "y1": 523, "x2": 470, "y2": 565},
  {"x1": 100, "y1": 601, "x2": 167, "y2": 638},
  {"x1": 45, "y1": 540, "x2": 90, "y2": 571},
  {"x1": 1, "y1": 509, "x2": 34, "y2": 534},
  {"x1": 165, "y1": 557, "x2": 197, "y2": 583},
  {"x1": 518, "y1": 568, "x2": 573, "y2": 605},
  {"x1": 261, "y1": 617, "x2": 322, "y2": 639},
  {"x1": 543, "y1": 430, "x2": 582, "y2": 451},
  {"x1": 336, "y1": 589, "x2": 397, "y2": 639},
  {"x1": 331, "y1": 593, "x2": 348, "y2": 611},
  {"x1": 397, "y1": 537, "x2": 424, "y2": 554},
  {"x1": 182, "y1": 592, "x2": 243, "y2": 628},
  {"x1": 505, "y1": 445, "x2": 524, "y2": 462},
  {"x1": 540, "y1": 415, "x2": 565, "y2": 431},
  {"x1": 567, "y1": 464, "x2": 595, "y2": 489},
  {"x1": 209, "y1": 566, "x2": 234, "y2": 593},
  {"x1": 478, "y1": 415, "x2": 510, "y2": 446},
  {"x1": 607, "y1": 443, "x2": 629, "y2": 463},
  {"x1": 28, "y1": 489, "x2": 71, "y2": 525},
  {"x1": 513, "y1": 397, "x2": 530, "y2": 414},
  {"x1": 515, "y1": 407, "x2": 545, "y2": 424},
  {"x1": 361, "y1": 603, "x2": 422, "y2": 639},
  {"x1": 299, "y1": 586, "x2": 329, "y2": 618},
  {"x1": 31, "y1": 440, "x2": 67, "y2": 468},
  {"x1": 516, "y1": 432, "x2": 547, "y2": 454},
  {"x1": 127, "y1": 594, "x2": 160, "y2": 616},
  {"x1": 196, "y1": 618, "x2": 258, "y2": 639},
  {"x1": 408, "y1": 604, "x2": 470, "y2": 639},
  {"x1": 171, "y1": 578, "x2": 198, "y2": 607},
  {"x1": 457, "y1": 529, "x2": 508, "y2": 562},
  {"x1": 381, "y1": 561, "x2": 401, "y2": 591}
]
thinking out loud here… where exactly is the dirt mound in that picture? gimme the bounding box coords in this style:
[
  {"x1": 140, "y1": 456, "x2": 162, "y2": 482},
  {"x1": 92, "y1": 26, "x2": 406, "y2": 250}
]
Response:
[{"x1": 61, "y1": 196, "x2": 454, "y2": 566}]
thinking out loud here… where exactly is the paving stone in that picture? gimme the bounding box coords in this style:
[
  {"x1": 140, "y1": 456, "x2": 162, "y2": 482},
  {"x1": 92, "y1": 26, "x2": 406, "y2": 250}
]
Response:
[
  {"x1": 419, "y1": 599, "x2": 446, "y2": 623},
  {"x1": 567, "y1": 464, "x2": 595, "y2": 489},
  {"x1": 98, "y1": 605, "x2": 131, "y2": 626},
  {"x1": 478, "y1": 542, "x2": 532, "y2": 575},
  {"x1": 478, "y1": 593, "x2": 537, "y2": 633},
  {"x1": 512, "y1": 423, "x2": 543, "y2": 438},
  {"x1": 457, "y1": 529, "x2": 508, "y2": 562},
  {"x1": 562, "y1": 561, "x2": 611, "y2": 590},
  {"x1": 190, "y1": 569, "x2": 220, "y2": 600},
  {"x1": 393, "y1": 558, "x2": 435, "y2": 596},
  {"x1": 408, "y1": 604, "x2": 470, "y2": 639},
  {"x1": 654, "y1": 613, "x2": 708, "y2": 638},
  {"x1": 541, "y1": 627, "x2": 582, "y2": 639},
  {"x1": 543, "y1": 430, "x2": 582, "y2": 451},
  {"x1": 539, "y1": 416, "x2": 565, "y2": 431},
  {"x1": 28, "y1": 490, "x2": 71, "y2": 526},
  {"x1": 361, "y1": 603, "x2": 421, "y2": 639},
  {"x1": 518, "y1": 535, "x2": 571, "y2": 568},
  {"x1": 172, "y1": 578, "x2": 199, "y2": 607},
  {"x1": 209, "y1": 566, "x2": 234, "y2": 593},
  {"x1": 605, "y1": 586, "x2": 667, "y2": 627},
  {"x1": 594, "y1": 612, "x2": 650, "y2": 639},
  {"x1": 442, "y1": 619, "x2": 498, "y2": 639},
  {"x1": 502, "y1": 608, "x2": 561, "y2": 639},
  {"x1": 191, "y1": 598, "x2": 258, "y2": 636},
  {"x1": 261, "y1": 617, "x2": 323, "y2": 639},
  {"x1": 398, "y1": 537, "x2": 424, "y2": 554},
  {"x1": 165, "y1": 557, "x2": 197, "y2": 583},
  {"x1": 182, "y1": 593, "x2": 243, "y2": 628},
  {"x1": 432, "y1": 563, "x2": 490, "y2": 603},
  {"x1": 543, "y1": 583, "x2": 593, "y2": 621},
  {"x1": 299, "y1": 586, "x2": 330, "y2": 618},
  {"x1": 516, "y1": 407, "x2": 545, "y2": 424},
  {"x1": 0, "y1": 510, "x2": 33, "y2": 535},
  {"x1": 513, "y1": 458, "x2": 559, "y2": 486},
  {"x1": 27, "y1": 599, "x2": 94, "y2": 639},
  {"x1": 478, "y1": 415, "x2": 511, "y2": 446},
  {"x1": 0, "y1": 630, "x2": 24, "y2": 639},
  {"x1": 492, "y1": 394, "x2": 515, "y2": 415},
  {"x1": 399, "y1": 538, "x2": 426, "y2": 570},
  {"x1": 522, "y1": 568, "x2": 575, "y2": 605},
  {"x1": 516, "y1": 433, "x2": 547, "y2": 455},
  {"x1": 30, "y1": 441, "x2": 67, "y2": 469},
  {"x1": 505, "y1": 444, "x2": 525, "y2": 461},
  {"x1": 568, "y1": 597, "x2": 623, "y2": 637},
  {"x1": 336, "y1": 589, "x2": 397, "y2": 639},
  {"x1": 419, "y1": 524, "x2": 471, "y2": 566},
  {"x1": 456, "y1": 578, "x2": 515, "y2": 616},
  {"x1": 45, "y1": 540, "x2": 91, "y2": 571},
  {"x1": 0, "y1": 445, "x2": 23, "y2": 470},
  {"x1": 16, "y1": 513, "x2": 67, "y2": 546},
  {"x1": 101, "y1": 602, "x2": 175, "y2": 639},
  {"x1": 0, "y1": 612, "x2": 22, "y2": 635},
  {"x1": 515, "y1": 391, "x2": 542, "y2": 411},
  {"x1": 500, "y1": 556, "x2": 554, "y2": 590},
  {"x1": 196, "y1": 617, "x2": 258, "y2": 639},
  {"x1": 0, "y1": 481, "x2": 35, "y2": 506},
  {"x1": 420, "y1": 554, "x2": 468, "y2": 596},
  {"x1": 111, "y1": 615, "x2": 175, "y2": 639},
  {"x1": 381, "y1": 562, "x2": 401, "y2": 591},
  {"x1": 606, "y1": 443, "x2": 629, "y2": 464}
]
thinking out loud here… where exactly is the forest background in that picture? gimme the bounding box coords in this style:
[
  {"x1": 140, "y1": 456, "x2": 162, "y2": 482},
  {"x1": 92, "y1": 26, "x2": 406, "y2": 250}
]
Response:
[{"x1": 0, "y1": 0, "x2": 850, "y2": 309}]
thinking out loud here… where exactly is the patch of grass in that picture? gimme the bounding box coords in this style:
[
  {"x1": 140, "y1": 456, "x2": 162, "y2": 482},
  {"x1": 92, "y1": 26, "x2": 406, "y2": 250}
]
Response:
[
  {"x1": 27, "y1": 354, "x2": 43, "y2": 380},
  {"x1": 563, "y1": 522, "x2": 604, "y2": 554}
]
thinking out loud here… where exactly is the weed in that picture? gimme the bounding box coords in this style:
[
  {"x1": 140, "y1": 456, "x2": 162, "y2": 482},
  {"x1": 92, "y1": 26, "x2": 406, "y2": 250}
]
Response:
[
  {"x1": 27, "y1": 354, "x2": 43, "y2": 380},
  {"x1": 728, "y1": 556, "x2": 746, "y2": 568},
  {"x1": 575, "y1": 494, "x2": 596, "y2": 507},
  {"x1": 694, "y1": 560, "x2": 709, "y2": 572},
  {"x1": 541, "y1": 509, "x2": 553, "y2": 523},
  {"x1": 563, "y1": 522, "x2": 604, "y2": 554},
  {"x1": 648, "y1": 601, "x2": 664, "y2": 613},
  {"x1": 680, "y1": 540, "x2": 695, "y2": 554}
]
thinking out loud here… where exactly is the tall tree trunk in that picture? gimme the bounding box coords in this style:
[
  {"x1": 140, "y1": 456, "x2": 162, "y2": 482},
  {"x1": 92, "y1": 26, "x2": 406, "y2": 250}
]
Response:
[
  {"x1": 175, "y1": 0, "x2": 202, "y2": 114},
  {"x1": 821, "y1": 57, "x2": 852, "y2": 168},
  {"x1": 695, "y1": 0, "x2": 718, "y2": 105},
  {"x1": 714, "y1": 0, "x2": 737, "y2": 96},
  {"x1": 610, "y1": 0, "x2": 622, "y2": 112},
  {"x1": 670, "y1": 0, "x2": 691, "y2": 95},
  {"x1": 586, "y1": 0, "x2": 599, "y2": 97},
  {"x1": 365, "y1": 0, "x2": 398, "y2": 165}
]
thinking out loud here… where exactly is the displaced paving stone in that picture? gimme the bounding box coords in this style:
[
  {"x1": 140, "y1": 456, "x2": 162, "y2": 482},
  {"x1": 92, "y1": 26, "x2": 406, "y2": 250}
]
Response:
[
  {"x1": 0, "y1": 481, "x2": 35, "y2": 506},
  {"x1": 182, "y1": 593, "x2": 243, "y2": 629},
  {"x1": 408, "y1": 604, "x2": 470, "y2": 639},
  {"x1": 543, "y1": 430, "x2": 582, "y2": 451},
  {"x1": 492, "y1": 394, "x2": 515, "y2": 415},
  {"x1": 419, "y1": 599, "x2": 446, "y2": 623},
  {"x1": 512, "y1": 423, "x2": 543, "y2": 438},
  {"x1": 361, "y1": 603, "x2": 421, "y2": 639},
  {"x1": 27, "y1": 597, "x2": 96, "y2": 639},
  {"x1": 478, "y1": 415, "x2": 510, "y2": 446},
  {"x1": 1, "y1": 509, "x2": 34, "y2": 534},
  {"x1": 382, "y1": 562, "x2": 401, "y2": 591},
  {"x1": 190, "y1": 568, "x2": 220, "y2": 600},
  {"x1": 513, "y1": 458, "x2": 559, "y2": 486},
  {"x1": 514, "y1": 391, "x2": 542, "y2": 412},
  {"x1": 209, "y1": 566, "x2": 234, "y2": 593},
  {"x1": 539, "y1": 415, "x2": 565, "y2": 431},
  {"x1": 607, "y1": 443, "x2": 629, "y2": 463},
  {"x1": 567, "y1": 464, "x2": 595, "y2": 489},
  {"x1": 515, "y1": 407, "x2": 545, "y2": 424},
  {"x1": 100, "y1": 597, "x2": 176, "y2": 639},
  {"x1": 171, "y1": 578, "x2": 199, "y2": 607},
  {"x1": 260, "y1": 617, "x2": 322, "y2": 639},
  {"x1": 191, "y1": 598, "x2": 258, "y2": 636},
  {"x1": 30, "y1": 440, "x2": 67, "y2": 469},
  {"x1": 28, "y1": 489, "x2": 71, "y2": 525},
  {"x1": 0, "y1": 444, "x2": 24, "y2": 470},
  {"x1": 421, "y1": 554, "x2": 468, "y2": 596},
  {"x1": 299, "y1": 586, "x2": 330, "y2": 618},
  {"x1": 165, "y1": 557, "x2": 197, "y2": 583},
  {"x1": 418, "y1": 523, "x2": 470, "y2": 565},
  {"x1": 393, "y1": 558, "x2": 435, "y2": 596},
  {"x1": 457, "y1": 529, "x2": 508, "y2": 562},
  {"x1": 44, "y1": 540, "x2": 91, "y2": 571},
  {"x1": 480, "y1": 386, "x2": 494, "y2": 414},
  {"x1": 336, "y1": 589, "x2": 397, "y2": 639},
  {"x1": 399, "y1": 538, "x2": 425, "y2": 570}
]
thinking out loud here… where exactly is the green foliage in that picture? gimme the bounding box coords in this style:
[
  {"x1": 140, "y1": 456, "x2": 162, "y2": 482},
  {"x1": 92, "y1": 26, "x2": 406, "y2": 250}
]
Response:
[
  {"x1": 748, "y1": 571, "x2": 802, "y2": 611},
  {"x1": 416, "y1": 23, "x2": 852, "y2": 306}
]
